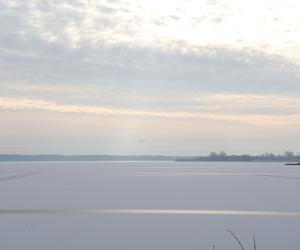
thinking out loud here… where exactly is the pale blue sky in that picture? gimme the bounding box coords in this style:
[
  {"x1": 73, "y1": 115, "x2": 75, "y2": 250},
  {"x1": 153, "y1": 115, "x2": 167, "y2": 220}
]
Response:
[{"x1": 1, "y1": 0, "x2": 300, "y2": 155}]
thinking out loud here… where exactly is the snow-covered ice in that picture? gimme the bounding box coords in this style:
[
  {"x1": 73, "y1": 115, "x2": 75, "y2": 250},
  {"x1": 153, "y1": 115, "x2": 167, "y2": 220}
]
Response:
[{"x1": 1, "y1": 161, "x2": 300, "y2": 250}]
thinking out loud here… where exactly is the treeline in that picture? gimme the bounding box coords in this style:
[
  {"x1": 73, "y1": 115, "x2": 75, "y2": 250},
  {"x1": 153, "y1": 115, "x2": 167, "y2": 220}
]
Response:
[{"x1": 177, "y1": 151, "x2": 300, "y2": 162}]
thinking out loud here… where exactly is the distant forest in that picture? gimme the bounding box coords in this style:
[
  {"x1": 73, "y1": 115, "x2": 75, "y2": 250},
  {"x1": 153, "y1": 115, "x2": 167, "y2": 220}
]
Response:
[{"x1": 177, "y1": 151, "x2": 300, "y2": 162}]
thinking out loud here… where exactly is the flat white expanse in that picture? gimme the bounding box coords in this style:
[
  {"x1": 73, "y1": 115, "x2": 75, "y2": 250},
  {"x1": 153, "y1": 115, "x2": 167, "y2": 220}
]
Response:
[{"x1": 1, "y1": 161, "x2": 300, "y2": 250}]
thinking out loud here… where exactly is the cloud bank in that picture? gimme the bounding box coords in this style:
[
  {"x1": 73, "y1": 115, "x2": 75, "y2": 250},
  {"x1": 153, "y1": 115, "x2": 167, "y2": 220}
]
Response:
[{"x1": 1, "y1": 97, "x2": 300, "y2": 126}]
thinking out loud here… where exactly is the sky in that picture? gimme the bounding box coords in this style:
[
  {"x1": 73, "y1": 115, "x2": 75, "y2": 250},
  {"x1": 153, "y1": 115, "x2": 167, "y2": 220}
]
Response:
[{"x1": 0, "y1": 0, "x2": 300, "y2": 155}]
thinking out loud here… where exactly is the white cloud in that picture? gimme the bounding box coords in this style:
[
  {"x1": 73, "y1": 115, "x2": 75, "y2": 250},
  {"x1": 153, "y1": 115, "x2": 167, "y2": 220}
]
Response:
[{"x1": 2, "y1": 0, "x2": 300, "y2": 64}]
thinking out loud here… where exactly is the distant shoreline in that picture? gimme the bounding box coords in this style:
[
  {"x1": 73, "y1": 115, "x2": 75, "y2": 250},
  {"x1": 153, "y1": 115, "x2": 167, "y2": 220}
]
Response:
[
  {"x1": 0, "y1": 154, "x2": 299, "y2": 162},
  {"x1": 0, "y1": 154, "x2": 176, "y2": 162}
]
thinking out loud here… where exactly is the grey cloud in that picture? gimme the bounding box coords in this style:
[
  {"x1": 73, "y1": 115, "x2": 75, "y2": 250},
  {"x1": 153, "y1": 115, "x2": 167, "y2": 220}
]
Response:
[
  {"x1": 1, "y1": 0, "x2": 300, "y2": 103},
  {"x1": 97, "y1": 6, "x2": 118, "y2": 14},
  {"x1": 1, "y1": 34, "x2": 300, "y2": 94}
]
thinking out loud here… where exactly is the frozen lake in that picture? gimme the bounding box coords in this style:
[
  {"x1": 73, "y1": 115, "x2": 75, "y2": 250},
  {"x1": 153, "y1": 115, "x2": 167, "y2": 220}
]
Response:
[{"x1": 1, "y1": 161, "x2": 300, "y2": 250}]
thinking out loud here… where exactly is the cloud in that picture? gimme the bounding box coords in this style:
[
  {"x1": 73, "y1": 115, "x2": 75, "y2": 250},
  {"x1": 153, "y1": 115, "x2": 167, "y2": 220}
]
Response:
[
  {"x1": 1, "y1": 0, "x2": 300, "y2": 99},
  {"x1": 1, "y1": 97, "x2": 300, "y2": 126},
  {"x1": 1, "y1": 42, "x2": 300, "y2": 97},
  {"x1": 1, "y1": 1, "x2": 300, "y2": 123},
  {"x1": 188, "y1": 94, "x2": 300, "y2": 115},
  {"x1": 2, "y1": 0, "x2": 300, "y2": 63}
]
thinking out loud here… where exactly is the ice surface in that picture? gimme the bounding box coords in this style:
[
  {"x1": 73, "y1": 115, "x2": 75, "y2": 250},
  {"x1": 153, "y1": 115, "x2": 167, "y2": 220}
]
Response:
[{"x1": 1, "y1": 161, "x2": 300, "y2": 250}]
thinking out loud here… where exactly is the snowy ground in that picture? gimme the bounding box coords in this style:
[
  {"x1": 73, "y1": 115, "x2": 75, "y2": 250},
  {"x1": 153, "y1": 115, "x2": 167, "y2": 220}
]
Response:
[{"x1": 1, "y1": 161, "x2": 300, "y2": 250}]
